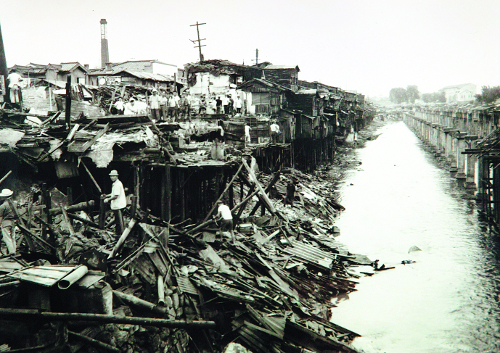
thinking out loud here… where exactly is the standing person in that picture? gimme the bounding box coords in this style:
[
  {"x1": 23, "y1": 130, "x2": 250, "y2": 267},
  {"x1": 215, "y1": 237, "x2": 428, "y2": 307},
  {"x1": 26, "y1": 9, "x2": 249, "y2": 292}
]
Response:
[
  {"x1": 7, "y1": 69, "x2": 24, "y2": 105},
  {"x1": 103, "y1": 170, "x2": 126, "y2": 236},
  {"x1": 228, "y1": 95, "x2": 234, "y2": 116},
  {"x1": 149, "y1": 89, "x2": 161, "y2": 121},
  {"x1": 216, "y1": 96, "x2": 222, "y2": 114},
  {"x1": 113, "y1": 98, "x2": 125, "y2": 115},
  {"x1": 270, "y1": 121, "x2": 281, "y2": 143},
  {"x1": 215, "y1": 200, "x2": 235, "y2": 244},
  {"x1": 222, "y1": 95, "x2": 229, "y2": 114},
  {"x1": 168, "y1": 92, "x2": 179, "y2": 121},
  {"x1": 0, "y1": 189, "x2": 17, "y2": 254},
  {"x1": 234, "y1": 95, "x2": 242, "y2": 115},
  {"x1": 159, "y1": 91, "x2": 167, "y2": 121},
  {"x1": 284, "y1": 181, "x2": 296, "y2": 206},
  {"x1": 244, "y1": 123, "x2": 252, "y2": 145}
]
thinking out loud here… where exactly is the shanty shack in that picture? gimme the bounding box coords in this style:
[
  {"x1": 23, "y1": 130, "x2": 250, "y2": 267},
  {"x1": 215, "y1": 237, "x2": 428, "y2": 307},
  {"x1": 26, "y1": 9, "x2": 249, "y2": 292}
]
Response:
[
  {"x1": 258, "y1": 63, "x2": 300, "y2": 91},
  {"x1": 237, "y1": 78, "x2": 292, "y2": 116},
  {"x1": 11, "y1": 62, "x2": 89, "y2": 87},
  {"x1": 185, "y1": 59, "x2": 261, "y2": 99}
]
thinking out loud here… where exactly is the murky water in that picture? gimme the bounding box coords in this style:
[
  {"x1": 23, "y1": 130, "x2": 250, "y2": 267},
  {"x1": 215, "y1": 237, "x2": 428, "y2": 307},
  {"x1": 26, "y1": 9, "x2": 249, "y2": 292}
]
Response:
[{"x1": 331, "y1": 121, "x2": 500, "y2": 353}]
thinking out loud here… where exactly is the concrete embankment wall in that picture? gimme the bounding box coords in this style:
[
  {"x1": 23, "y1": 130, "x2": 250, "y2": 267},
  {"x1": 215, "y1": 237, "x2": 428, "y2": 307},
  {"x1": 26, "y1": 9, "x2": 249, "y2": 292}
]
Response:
[{"x1": 403, "y1": 107, "x2": 500, "y2": 225}]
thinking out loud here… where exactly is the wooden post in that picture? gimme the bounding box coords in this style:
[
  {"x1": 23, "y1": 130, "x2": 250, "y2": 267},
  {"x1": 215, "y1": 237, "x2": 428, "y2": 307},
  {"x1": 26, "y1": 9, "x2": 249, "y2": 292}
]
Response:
[
  {"x1": 65, "y1": 76, "x2": 72, "y2": 130},
  {"x1": 0, "y1": 22, "x2": 10, "y2": 103},
  {"x1": 99, "y1": 198, "x2": 106, "y2": 229},
  {"x1": 165, "y1": 165, "x2": 172, "y2": 222}
]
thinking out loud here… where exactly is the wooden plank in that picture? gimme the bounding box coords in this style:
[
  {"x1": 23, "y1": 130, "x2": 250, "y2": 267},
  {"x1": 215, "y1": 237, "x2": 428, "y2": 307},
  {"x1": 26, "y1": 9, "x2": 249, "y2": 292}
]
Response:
[{"x1": 68, "y1": 123, "x2": 109, "y2": 153}]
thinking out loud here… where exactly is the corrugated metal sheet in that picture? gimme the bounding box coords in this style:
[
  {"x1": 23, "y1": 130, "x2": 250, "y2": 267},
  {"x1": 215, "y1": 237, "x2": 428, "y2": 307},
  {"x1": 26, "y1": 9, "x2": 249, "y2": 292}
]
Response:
[{"x1": 282, "y1": 240, "x2": 336, "y2": 269}]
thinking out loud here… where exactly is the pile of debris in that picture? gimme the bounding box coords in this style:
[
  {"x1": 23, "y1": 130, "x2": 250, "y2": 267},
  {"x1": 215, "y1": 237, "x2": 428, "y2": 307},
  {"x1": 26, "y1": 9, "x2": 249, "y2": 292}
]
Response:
[
  {"x1": 0, "y1": 159, "x2": 371, "y2": 353},
  {"x1": 0, "y1": 101, "x2": 377, "y2": 352}
]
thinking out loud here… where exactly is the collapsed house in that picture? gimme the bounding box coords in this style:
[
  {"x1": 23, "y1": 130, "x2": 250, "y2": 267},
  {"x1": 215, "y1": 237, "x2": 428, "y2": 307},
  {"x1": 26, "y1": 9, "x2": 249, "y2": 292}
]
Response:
[{"x1": 0, "y1": 58, "x2": 376, "y2": 352}]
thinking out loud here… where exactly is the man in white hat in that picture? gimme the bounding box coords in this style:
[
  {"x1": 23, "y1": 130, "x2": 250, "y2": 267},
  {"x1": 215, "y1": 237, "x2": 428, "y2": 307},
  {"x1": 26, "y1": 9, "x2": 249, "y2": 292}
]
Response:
[
  {"x1": 0, "y1": 189, "x2": 17, "y2": 254},
  {"x1": 149, "y1": 88, "x2": 160, "y2": 122},
  {"x1": 103, "y1": 170, "x2": 126, "y2": 235}
]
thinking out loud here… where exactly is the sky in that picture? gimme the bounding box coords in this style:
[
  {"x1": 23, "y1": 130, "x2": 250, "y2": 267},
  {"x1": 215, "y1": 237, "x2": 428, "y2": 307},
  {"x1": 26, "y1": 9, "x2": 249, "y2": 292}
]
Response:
[{"x1": 1, "y1": 0, "x2": 500, "y2": 98}]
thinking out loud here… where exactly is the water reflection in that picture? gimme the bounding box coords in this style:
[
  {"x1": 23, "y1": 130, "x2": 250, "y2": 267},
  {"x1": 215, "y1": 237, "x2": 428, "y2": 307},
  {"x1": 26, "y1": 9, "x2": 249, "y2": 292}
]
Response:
[{"x1": 331, "y1": 121, "x2": 500, "y2": 353}]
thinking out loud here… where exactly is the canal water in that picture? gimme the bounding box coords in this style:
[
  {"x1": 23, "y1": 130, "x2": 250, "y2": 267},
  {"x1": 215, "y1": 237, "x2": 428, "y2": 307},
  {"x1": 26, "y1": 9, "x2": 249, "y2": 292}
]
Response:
[{"x1": 331, "y1": 120, "x2": 500, "y2": 353}]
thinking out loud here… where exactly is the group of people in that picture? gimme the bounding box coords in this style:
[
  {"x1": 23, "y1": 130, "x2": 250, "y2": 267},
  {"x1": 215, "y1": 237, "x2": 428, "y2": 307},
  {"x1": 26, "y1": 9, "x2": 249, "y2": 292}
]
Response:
[
  {"x1": 113, "y1": 90, "x2": 192, "y2": 122},
  {"x1": 192, "y1": 93, "x2": 243, "y2": 117},
  {"x1": 112, "y1": 90, "x2": 245, "y2": 120}
]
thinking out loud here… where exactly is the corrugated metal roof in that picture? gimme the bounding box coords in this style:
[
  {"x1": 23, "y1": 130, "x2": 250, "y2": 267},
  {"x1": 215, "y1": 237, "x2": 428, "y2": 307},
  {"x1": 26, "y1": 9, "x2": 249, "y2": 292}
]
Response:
[
  {"x1": 264, "y1": 65, "x2": 298, "y2": 70},
  {"x1": 60, "y1": 62, "x2": 79, "y2": 71},
  {"x1": 282, "y1": 240, "x2": 336, "y2": 269}
]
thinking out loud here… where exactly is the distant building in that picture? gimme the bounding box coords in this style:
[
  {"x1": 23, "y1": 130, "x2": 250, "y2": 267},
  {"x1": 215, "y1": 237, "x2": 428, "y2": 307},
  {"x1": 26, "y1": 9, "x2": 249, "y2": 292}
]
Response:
[
  {"x1": 440, "y1": 83, "x2": 476, "y2": 103},
  {"x1": 88, "y1": 60, "x2": 180, "y2": 90},
  {"x1": 10, "y1": 62, "x2": 89, "y2": 87}
]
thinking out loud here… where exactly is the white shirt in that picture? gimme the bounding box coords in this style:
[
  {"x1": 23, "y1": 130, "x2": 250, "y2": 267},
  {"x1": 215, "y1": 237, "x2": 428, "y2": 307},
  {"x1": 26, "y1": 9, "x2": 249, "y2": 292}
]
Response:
[
  {"x1": 217, "y1": 204, "x2": 232, "y2": 220},
  {"x1": 235, "y1": 98, "x2": 242, "y2": 109},
  {"x1": 111, "y1": 179, "x2": 127, "y2": 210},
  {"x1": 124, "y1": 102, "x2": 139, "y2": 115},
  {"x1": 150, "y1": 94, "x2": 160, "y2": 109},
  {"x1": 7, "y1": 72, "x2": 23, "y2": 88}
]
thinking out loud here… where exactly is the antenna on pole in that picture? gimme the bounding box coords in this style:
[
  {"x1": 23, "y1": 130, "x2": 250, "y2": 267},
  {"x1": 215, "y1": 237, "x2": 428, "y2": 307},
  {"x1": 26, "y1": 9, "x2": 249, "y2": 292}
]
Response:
[{"x1": 190, "y1": 21, "x2": 206, "y2": 62}]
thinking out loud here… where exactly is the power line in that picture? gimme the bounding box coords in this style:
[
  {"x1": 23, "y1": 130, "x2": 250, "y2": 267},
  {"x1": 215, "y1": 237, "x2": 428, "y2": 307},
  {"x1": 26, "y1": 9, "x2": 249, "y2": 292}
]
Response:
[{"x1": 190, "y1": 21, "x2": 206, "y2": 62}]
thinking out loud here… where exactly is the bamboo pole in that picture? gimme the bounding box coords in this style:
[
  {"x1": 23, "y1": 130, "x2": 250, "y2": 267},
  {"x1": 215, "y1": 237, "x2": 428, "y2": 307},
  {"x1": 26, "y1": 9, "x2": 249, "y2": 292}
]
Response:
[{"x1": 0, "y1": 308, "x2": 216, "y2": 328}]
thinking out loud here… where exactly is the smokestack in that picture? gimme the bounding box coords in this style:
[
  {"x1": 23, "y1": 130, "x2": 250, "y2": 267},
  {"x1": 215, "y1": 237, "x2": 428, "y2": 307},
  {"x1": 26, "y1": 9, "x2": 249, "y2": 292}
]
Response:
[{"x1": 100, "y1": 19, "x2": 109, "y2": 69}]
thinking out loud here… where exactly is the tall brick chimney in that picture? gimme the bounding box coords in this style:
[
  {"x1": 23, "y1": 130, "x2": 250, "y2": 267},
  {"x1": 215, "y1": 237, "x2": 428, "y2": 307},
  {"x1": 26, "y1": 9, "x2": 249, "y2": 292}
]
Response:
[{"x1": 100, "y1": 19, "x2": 109, "y2": 69}]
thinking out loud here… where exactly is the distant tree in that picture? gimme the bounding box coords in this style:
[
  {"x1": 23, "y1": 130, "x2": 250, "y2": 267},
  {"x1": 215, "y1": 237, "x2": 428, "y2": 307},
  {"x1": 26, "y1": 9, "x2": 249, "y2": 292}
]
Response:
[
  {"x1": 389, "y1": 87, "x2": 407, "y2": 104},
  {"x1": 475, "y1": 86, "x2": 500, "y2": 104},
  {"x1": 406, "y1": 85, "x2": 420, "y2": 104},
  {"x1": 422, "y1": 91, "x2": 446, "y2": 103}
]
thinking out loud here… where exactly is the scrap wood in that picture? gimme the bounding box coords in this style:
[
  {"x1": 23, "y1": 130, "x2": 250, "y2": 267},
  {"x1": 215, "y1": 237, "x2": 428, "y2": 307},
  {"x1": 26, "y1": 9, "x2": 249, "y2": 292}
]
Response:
[
  {"x1": 0, "y1": 170, "x2": 12, "y2": 185},
  {"x1": 203, "y1": 162, "x2": 244, "y2": 222},
  {"x1": 68, "y1": 331, "x2": 120, "y2": 353},
  {"x1": 80, "y1": 159, "x2": 102, "y2": 193},
  {"x1": 113, "y1": 290, "x2": 170, "y2": 316},
  {"x1": 108, "y1": 218, "x2": 137, "y2": 259},
  {"x1": 242, "y1": 159, "x2": 276, "y2": 214},
  {"x1": 249, "y1": 170, "x2": 281, "y2": 216},
  {"x1": 70, "y1": 123, "x2": 109, "y2": 153}
]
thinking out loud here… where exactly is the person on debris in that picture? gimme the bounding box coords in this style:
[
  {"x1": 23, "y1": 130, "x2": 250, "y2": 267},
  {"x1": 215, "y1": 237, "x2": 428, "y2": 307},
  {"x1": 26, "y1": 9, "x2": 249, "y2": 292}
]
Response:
[
  {"x1": 284, "y1": 181, "x2": 296, "y2": 206},
  {"x1": 168, "y1": 92, "x2": 179, "y2": 121},
  {"x1": 199, "y1": 95, "x2": 207, "y2": 115},
  {"x1": 215, "y1": 200, "x2": 235, "y2": 244},
  {"x1": 235, "y1": 95, "x2": 243, "y2": 115},
  {"x1": 244, "y1": 123, "x2": 252, "y2": 145},
  {"x1": 228, "y1": 95, "x2": 234, "y2": 116},
  {"x1": 179, "y1": 93, "x2": 191, "y2": 121},
  {"x1": 7, "y1": 69, "x2": 24, "y2": 105},
  {"x1": 113, "y1": 98, "x2": 125, "y2": 115},
  {"x1": 103, "y1": 170, "x2": 126, "y2": 236},
  {"x1": 124, "y1": 97, "x2": 139, "y2": 115},
  {"x1": 0, "y1": 189, "x2": 17, "y2": 254},
  {"x1": 216, "y1": 96, "x2": 222, "y2": 114},
  {"x1": 149, "y1": 88, "x2": 161, "y2": 122},
  {"x1": 159, "y1": 91, "x2": 167, "y2": 121},
  {"x1": 222, "y1": 95, "x2": 229, "y2": 114},
  {"x1": 270, "y1": 121, "x2": 281, "y2": 143}
]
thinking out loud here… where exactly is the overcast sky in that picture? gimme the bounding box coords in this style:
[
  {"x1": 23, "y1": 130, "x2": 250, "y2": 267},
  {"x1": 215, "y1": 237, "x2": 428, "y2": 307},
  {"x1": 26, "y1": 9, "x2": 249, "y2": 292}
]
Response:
[{"x1": 2, "y1": 0, "x2": 499, "y2": 97}]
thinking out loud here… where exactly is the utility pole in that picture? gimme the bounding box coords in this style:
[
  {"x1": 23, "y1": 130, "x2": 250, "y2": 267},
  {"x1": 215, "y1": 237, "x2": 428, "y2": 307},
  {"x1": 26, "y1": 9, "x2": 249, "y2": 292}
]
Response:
[
  {"x1": 0, "y1": 22, "x2": 10, "y2": 103},
  {"x1": 190, "y1": 21, "x2": 206, "y2": 62}
]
